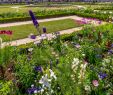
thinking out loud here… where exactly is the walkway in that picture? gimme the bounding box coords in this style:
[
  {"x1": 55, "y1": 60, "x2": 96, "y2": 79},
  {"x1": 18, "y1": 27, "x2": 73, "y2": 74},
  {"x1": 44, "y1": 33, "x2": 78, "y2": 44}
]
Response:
[
  {"x1": 0, "y1": 16, "x2": 86, "y2": 27},
  {"x1": 1, "y1": 27, "x2": 82, "y2": 48}
]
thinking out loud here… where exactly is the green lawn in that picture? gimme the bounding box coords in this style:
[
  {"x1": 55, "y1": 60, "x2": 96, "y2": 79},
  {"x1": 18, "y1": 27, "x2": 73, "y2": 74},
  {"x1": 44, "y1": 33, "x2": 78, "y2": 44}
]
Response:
[
  {"x1": 0, "y1": 19, "x2": 83, "y2": 42},
  {"x1": 0, "y1": 5, "x2": 76, "y2": 14},
  {"x1": 0, "y1": 3, "x2": 112, "y2": 14}
]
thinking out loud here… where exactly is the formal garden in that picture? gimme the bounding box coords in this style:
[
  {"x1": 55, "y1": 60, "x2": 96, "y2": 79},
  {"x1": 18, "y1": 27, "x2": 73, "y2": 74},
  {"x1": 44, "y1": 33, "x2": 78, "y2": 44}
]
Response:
[{"x1": 0, "y1": 2, "x2": 113, "y2": 95}]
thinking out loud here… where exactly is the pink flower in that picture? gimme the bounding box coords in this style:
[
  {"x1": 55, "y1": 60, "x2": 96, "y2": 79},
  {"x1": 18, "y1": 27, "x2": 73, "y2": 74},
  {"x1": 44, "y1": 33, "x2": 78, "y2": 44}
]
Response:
[{"x1": 92, "y1": 80, "x2": 99, "y2": 87}]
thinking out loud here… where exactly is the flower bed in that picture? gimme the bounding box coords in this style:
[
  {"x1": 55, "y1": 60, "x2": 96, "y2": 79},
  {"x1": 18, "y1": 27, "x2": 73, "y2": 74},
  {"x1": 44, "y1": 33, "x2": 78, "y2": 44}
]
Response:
[{"x1": 0, "y1": 23, "x2": 113, "y2": 95}]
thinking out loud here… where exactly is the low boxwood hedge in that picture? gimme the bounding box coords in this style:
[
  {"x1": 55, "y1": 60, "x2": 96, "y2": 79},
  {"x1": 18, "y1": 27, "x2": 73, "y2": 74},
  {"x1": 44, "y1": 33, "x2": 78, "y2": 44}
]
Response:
[
  {"x1": 0, "y1": 11, "x2": 75, "y2": 23},
  {"x1": 0, "y1": 9, "x2": 109, "y2": 23}
]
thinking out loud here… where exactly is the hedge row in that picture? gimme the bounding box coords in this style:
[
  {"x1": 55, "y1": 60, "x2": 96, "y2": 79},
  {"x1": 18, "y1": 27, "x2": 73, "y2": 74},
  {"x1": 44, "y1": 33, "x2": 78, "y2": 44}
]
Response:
[
  {"x1": 0, "y1": 9, "x2": 109, "y2": 23},
  {"x1": 95, "y1": 6, "x2": 113, "y2": 10},
  {"x1": 0, "y1": 14, "x2": 74, "y2": 23}
]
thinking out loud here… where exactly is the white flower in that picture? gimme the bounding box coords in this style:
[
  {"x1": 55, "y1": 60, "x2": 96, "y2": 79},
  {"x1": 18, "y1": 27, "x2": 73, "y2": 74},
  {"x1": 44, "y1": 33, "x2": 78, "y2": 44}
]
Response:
[
  {"x1": 40, "y1": 88, "x2": 44, "y2": 93},
  {"x1": 104, "y1": 11, "x2": 107, "y2": 14},
  {"x1": 82, "y1": 54, "x2": 85, "y2": 57},
  {"x1": 109, "y1": 11, "x2": 112, "y2": 14},
  {"x1": 39, "y1": 74, "x2": 51, "y2": 88},
  {"x1": 34, "y1": 41, "x2": 41, "y2": 45},
  {"x1": 80, "y1": 63, "x2": 87, "y2": 69},
  {"x1": 34, "y1": 90, "x2": 38, "y2": 94},
  {"x1": 51, "y1": 89, "x2": 54, "y2": 93},
  {"x1": 49, "y1": 69, "x2": 57, "y2": 80},
  {"x1": 78, "y1": 63, "x2": 87, "y2": 80},
  {"x1": 103, "y1": 58, "x2": 110, "y2": 63},
  {"x1": 28, "y1": 48, "x2": 33, "y2": 52},
  {"x1": 41, "y1": 34, "x2": 47, "y2": 40},
  {"x1": 31, "y1": 84, "x2": 34, "y2": 88},
  {"x1": 72, "y1": 58, "x2": 79, "y2": 65},
  {"x1": 85, "y1": 85, "x2": 91, "y2": 91},
  {"x1": 72, "y1": 58, "x2": 80, "y2": 72}
]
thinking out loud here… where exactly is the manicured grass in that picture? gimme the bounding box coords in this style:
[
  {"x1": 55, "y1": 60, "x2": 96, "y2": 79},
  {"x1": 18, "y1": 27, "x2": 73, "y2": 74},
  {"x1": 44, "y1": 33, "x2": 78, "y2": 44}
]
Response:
[
  {"x1": 0, "y1": 19, "x2": 83, "y2": 42},
  {"x1": 0, "y1": 5, "x2": 75, "y2": 14},
  {"x1": 0, "y1": 3, "x2": 112, "y2": 14}
]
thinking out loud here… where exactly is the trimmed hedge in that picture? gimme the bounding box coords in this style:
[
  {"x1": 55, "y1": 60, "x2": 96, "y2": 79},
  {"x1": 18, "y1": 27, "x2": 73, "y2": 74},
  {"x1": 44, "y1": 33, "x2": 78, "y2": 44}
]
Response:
[
  {"x1": 95, "y1": 6, "x2": 113, "y2": 10},
  {"x1": 0, "y1": 14, "x2": 75, "y2": 23},
  {"x1": 0, "y1": 9, "x2": 109, "y2": 23}
]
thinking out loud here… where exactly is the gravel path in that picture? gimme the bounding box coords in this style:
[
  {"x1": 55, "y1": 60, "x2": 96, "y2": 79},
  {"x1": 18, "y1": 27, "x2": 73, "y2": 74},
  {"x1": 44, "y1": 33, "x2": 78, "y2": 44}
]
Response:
[
  {"x1": 0, "y1": 16, "x2": 83, "y2": 28},
  {"x1": 1, "y1": 27, "x2": 82, "y2": 48}
]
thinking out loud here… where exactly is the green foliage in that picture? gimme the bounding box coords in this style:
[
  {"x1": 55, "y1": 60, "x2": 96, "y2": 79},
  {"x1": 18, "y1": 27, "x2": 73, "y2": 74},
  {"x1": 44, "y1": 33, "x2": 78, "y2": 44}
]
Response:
[
  {"x1": 0, "y1": 22, "x2": 113, "y2": 94},
  {"x1": 0, "y1": 80, "x2": 13, "y2": 95}
]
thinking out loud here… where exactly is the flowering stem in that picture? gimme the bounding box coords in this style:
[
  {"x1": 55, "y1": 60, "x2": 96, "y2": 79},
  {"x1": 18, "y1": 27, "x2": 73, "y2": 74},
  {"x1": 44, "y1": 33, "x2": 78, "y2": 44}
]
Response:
[{"x1": 36, "y1": 25, "x2": 41, "y2": 36}]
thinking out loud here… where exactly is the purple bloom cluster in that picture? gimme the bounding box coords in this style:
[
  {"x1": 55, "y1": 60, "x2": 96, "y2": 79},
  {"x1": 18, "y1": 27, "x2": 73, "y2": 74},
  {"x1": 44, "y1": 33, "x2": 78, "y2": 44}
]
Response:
[
  {"x1": 108, "y1": 49, "x2": 113, "y2": 54},
  {"x1": 27, "y1": 87, "x2": 40, "y2": 94},
  {"x1": 34, "y1": 66, "x2": 42, "y2": 72},
  {"x1": 99, "y1": 72, "x2": 107, "y2": 79},
  {"x1": 43, "y1": 27, "x2": 47, "y2": 33},
  {"x1": 30, "y1": 35, "x2": 36, "y2": 39}
]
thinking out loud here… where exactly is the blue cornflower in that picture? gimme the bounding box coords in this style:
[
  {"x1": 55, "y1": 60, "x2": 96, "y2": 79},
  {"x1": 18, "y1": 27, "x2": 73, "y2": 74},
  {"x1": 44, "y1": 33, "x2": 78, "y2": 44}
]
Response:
[
  {"x1": 98, "y1": 72, "x2": 107, "y2": 79},
  {"x1": 27, "y1": 87, "x2": 40, "y2": 94},
  {"x1": 34, "y1": 66, "x2": 42, "y2": 72}
]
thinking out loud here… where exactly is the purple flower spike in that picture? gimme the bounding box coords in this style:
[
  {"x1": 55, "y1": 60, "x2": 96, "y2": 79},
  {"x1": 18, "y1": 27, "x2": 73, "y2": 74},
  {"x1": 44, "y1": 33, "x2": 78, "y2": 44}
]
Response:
[
  {"x1": 43, "y1": 27, "x2": 47, "y2": 33},
  {"x1": 34, "y1": 66, "x2": 42, "y2": 72},
  {"x1": 99, "y1": 72, "x2": 107, "y2": 79},
  {"x1": 29, "y1": 10, "x2": 39, "y2": 27}
]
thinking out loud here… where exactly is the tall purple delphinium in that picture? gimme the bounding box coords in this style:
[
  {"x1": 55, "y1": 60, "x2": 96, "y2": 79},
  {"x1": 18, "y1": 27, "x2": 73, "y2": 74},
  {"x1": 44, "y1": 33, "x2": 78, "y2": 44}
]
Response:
[
  {"x1": 29, "y1": 10, "x2": 41, "y2": 35},
  {"x1": 29, "y1": 10, "x2": 39, "y2": 27}
]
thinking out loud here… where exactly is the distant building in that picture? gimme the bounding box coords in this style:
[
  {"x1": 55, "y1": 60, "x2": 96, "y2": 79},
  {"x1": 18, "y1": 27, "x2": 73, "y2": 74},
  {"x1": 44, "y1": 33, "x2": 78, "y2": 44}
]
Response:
[
  {"x1": 83, "y1": 0, "x2": 112, "y2": 2},
  {"x1": 0, "y1": 0, "x2": 112, "y2": 3}
]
